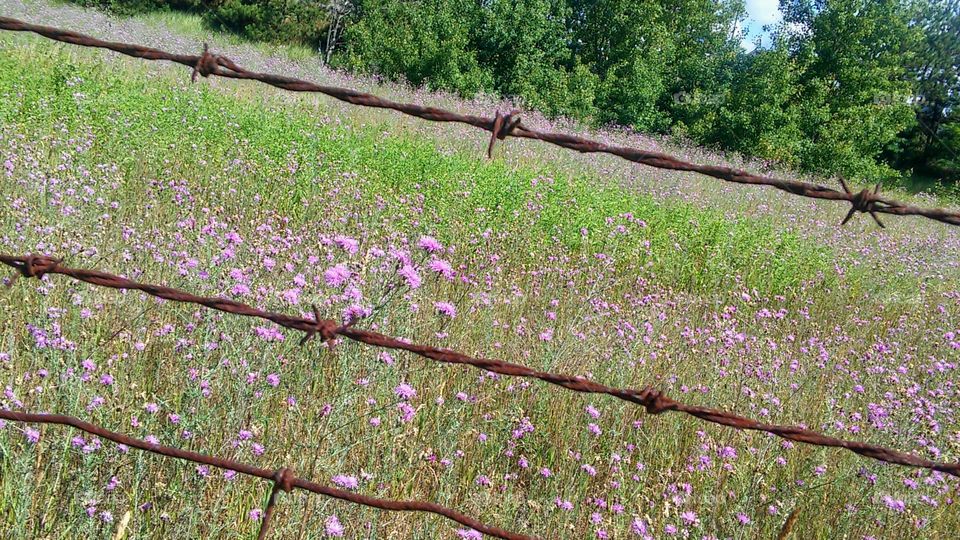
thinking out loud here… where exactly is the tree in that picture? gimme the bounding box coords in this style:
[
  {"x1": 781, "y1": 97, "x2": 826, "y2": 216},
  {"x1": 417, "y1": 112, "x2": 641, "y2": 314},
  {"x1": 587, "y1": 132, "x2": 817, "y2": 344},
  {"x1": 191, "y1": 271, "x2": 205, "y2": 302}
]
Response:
[
  {"x1": 339, "y1": 0, "x2": 492, "y2": 96},
  {"x1": 569, "y1": 0, "x2": 674, "y2": 131},
  {"x1": 777, "y1": 0, "x2": 921, "y2": 180},
  {"x1": 659, "y1": 0, "x2": 744, "y2": 134},
  {"x1": 473, "y1": 0, "x2": 597, "y2": 118},
  {"x1": 896, "y1": 0, "x2": 960, "y2": 179},
  {"x1": 322, "y1": 0, "x2": 355, "y2": 64},
  {"x1": 703, "y1": 44, "x2": 806, "y2": 168},
  {"x1": 206, "y1": 0, "x2": 330, "y2": 44}
]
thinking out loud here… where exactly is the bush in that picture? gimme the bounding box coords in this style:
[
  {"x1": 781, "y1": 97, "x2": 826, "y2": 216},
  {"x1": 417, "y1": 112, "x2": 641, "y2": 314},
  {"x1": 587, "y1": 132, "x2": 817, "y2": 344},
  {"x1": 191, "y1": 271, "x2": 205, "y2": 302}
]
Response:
[
  {"x1": 338, "y1": 0, "x2": 492, "y2": 96},
  {"x1": 204, "y1": 0, "x2": 329, "y2": 45}
]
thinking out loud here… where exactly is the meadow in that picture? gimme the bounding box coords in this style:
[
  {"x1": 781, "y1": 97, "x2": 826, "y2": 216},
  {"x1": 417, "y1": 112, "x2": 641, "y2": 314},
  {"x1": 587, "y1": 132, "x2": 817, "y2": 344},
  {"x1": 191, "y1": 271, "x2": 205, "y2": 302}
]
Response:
[{"x1": 1, "y1": 1, "x2": 960, "y2": 539}]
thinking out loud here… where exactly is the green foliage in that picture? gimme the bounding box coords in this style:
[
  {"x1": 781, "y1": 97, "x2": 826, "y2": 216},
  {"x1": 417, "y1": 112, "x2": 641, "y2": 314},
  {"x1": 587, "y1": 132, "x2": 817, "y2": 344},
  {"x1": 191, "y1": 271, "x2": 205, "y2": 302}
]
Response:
[
  {"x1": 782, "y1": 0, "x2": 921, "y2": 181},
  {"x1": 472, "y1": 0, "x2": 589, "y2": 117},
  {"x1": 930, "y1": 123, "x2": 960, "y2": 180},
  {"x1": 893, "y1": 0, "x2": 960, "y2": 180},
  {"x1": 338, "y1": 0, "x2": 491, "y2": 95},
  {"x1": 658, "y1": 0, "x2": 743, "y2": 129},
  {"x1": 701, "y1": 47, "x2": 806, "y2": 168},
  {"x1": 569, "y1": 0, "x2": 673, "y2": 130},
  {"x1": 205, "y1": 0, "x2": 330, "y2": 45},
  {"x1": 71, "y1": 1, "x2": 332, "y2": 46},
  {"x1": 70, "y1": 0, "x2": 203, "y2": 15}
]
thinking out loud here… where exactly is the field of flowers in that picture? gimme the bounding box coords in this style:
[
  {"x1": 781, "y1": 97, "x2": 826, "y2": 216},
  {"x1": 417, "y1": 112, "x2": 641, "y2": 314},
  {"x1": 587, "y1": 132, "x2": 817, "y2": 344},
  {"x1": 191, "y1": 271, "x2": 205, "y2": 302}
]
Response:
[{"x1": 1, "y1": 1, "x2": 959, "y2": 539}]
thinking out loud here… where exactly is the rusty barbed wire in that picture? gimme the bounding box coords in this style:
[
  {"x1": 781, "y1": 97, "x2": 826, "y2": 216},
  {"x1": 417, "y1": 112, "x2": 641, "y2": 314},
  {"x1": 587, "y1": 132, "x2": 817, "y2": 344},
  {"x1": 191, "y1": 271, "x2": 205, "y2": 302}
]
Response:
[
  {"x1": 1, "y1": 16, "x2": 960, "y2": 228},
  {"x1": 3, "y1": 254, "x2": 958, "y2": 479},
  {"x1": 0, "y1": 410, "x2": 534, "y2": 540}
]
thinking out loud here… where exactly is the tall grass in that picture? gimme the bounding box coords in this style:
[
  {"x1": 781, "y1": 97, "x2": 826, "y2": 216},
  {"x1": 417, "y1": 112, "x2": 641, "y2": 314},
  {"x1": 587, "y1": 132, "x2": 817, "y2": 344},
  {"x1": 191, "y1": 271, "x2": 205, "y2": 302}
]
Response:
[{"x1": 0, "y1": 25, "x2": 957, "y2": 540}]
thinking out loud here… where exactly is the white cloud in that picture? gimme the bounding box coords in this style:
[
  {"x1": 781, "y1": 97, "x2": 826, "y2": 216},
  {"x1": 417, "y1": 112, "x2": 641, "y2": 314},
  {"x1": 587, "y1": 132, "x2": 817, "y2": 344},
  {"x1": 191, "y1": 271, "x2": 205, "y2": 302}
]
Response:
[
  {"x1": 732, "y1": 20, "x2": 758, "y2": 52},
  {"x1": 740, "y1": 0, "x2": 782, "y2": 50},
  {"x1": 745, "y1": 0, "x2": 782, "y2": 27},
  {"x1": 731, "y1": 20, "x2": 745, "y2": 39}
]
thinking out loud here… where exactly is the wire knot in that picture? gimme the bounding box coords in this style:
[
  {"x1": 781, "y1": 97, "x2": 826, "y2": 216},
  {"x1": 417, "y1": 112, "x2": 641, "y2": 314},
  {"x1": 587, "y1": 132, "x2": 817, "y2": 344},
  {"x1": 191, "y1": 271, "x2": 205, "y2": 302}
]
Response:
[
  {"x1": 638, "y1": 387, "x2": 677, "y2": 415},
  {"x1": 300, "y1": 304, "x2": 340, "y2": 346},
  {"x1": 487, "y1": 110, "x2": 521, "y2": 158},
  {"x1": 192, "y1": 43, "x2": 219, "y2": 82},
  {"x1": 840, "y1": 179, "x2": 885, "y2": 228},
  {"x1": 272, "y1": 467, "x2": 295, "y2": 493},
  {"x1": 17, "y1": 255, "x2": 61, "y2": 280}
]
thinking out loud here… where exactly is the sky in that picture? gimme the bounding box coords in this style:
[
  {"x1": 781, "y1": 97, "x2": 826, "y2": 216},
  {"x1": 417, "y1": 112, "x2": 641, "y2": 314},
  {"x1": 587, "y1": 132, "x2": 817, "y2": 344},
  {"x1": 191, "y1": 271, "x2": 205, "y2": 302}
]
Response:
[{"x1": 742, "y1": 0, "x2": 783, "y2": 51}]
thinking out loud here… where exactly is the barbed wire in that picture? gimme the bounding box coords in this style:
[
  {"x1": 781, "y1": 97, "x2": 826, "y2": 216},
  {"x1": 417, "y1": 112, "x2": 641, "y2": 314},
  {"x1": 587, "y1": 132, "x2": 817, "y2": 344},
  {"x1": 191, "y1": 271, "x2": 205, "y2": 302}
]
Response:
[
  {"x1": 2, "y1": 254, "x2": 957, "y2": 482},
  {"x1": 0, "y1": 410, "x2": 533, "y2": 540},
  {"x1": 1, "y1": 16, "x2": 959, "y2": 228}
]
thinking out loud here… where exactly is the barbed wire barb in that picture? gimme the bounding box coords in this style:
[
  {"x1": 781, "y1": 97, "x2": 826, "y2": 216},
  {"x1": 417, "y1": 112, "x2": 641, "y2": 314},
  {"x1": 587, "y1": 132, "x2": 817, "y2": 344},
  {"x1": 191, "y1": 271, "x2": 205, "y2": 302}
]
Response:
[
  {"x1": 257, "y1": 468, "x2": 296, "y2": 540},
  {"x1": 839, "y1": 178, "x2": 885, "y2": 227}
]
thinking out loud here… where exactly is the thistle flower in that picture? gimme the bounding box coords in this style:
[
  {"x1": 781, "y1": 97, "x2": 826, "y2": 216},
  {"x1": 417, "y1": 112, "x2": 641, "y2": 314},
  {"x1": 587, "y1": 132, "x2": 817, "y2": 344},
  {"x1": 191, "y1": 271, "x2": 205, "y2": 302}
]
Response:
[
  {"x1": 398, "y1": 265, "x2": 422, "y2": 289},
  {"x1": 585, "y1": 405, "x2": 601, "y2": 418},
  {"x1": 325, "y1": 515, "x2": 345, "y2": 537},
  {"x1": 331, "y1": 475, "x2": 359, "y2": 490},
  {"x1": 332, "y1": 235, "x2": 359, "y2": 254},
  {"x1": 394, "y1": 383, "x2": 417, "y2": 400},
  {"x1": 434, "y1": 301, "x2": 456, "y2": 318},
  {"x1": 324, "y1": 264, "x2": 351, "y2": 287},
  {"x1": 24, "y1": 428, "x2": 40, "y2": 444},
  {"x1": 428, "y1": 258, "x2": 455, "y2": 279},
  {"x1": 418, "y1": 235, "x2": 443, "y2": 253}
]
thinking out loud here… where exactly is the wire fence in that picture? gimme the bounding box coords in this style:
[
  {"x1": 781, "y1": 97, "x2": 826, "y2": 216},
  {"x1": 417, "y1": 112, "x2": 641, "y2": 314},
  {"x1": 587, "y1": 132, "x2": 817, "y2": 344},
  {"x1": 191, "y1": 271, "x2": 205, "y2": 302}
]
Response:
[
  {"x1": 1, "y1": 16, "x2": 960, "y2": 229},
  {"x1": 1, "y1": 16, "x2": 959, "y2": 539},
  {"x1": 0, "y1": 410, "x2": 533, "y2": 540},
  {"x1": 1, "y1": 254, "x2": 958, "y2": 537}
]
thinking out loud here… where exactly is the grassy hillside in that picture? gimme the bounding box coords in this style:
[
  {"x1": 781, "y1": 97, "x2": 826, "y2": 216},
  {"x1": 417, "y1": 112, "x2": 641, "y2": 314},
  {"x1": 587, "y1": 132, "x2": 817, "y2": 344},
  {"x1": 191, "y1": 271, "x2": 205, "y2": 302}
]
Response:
[
  {"x1": 0, "y1": 16, "x2": 959, "y2": 540},
  {"x1": 0, "y1": 39, "x2": 832, "y2": 296}
]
